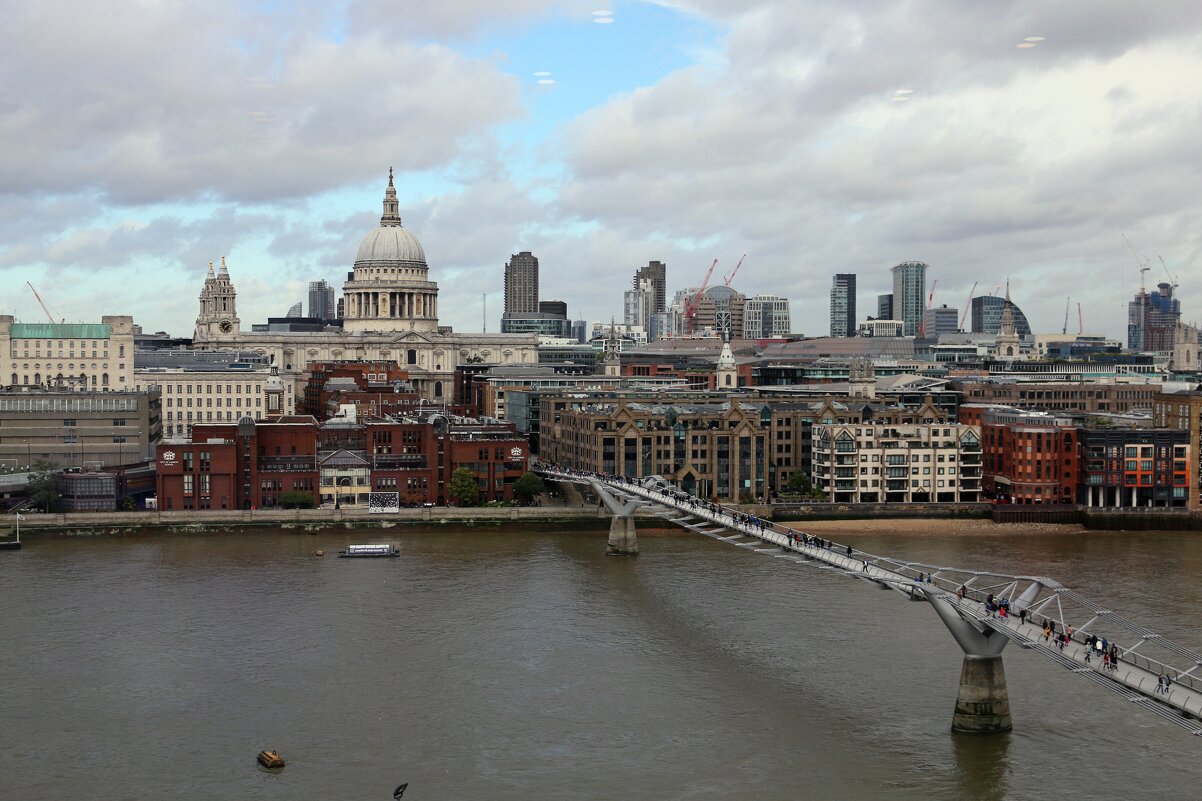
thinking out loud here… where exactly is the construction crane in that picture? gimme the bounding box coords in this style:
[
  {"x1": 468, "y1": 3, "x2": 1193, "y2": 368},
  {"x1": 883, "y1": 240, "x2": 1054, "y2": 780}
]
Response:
[
  {"x1": 722, "y1": 254, "x2": 747, "y2": 287},
  {"x1": 959, "y1": 281, "x2": 977, "y2": 330},
  {"x1": 1063, "y1": 296, "x2": 1070, "y2": 335},
  {"x1": 1159, "y1": 256, "x2": 1179, "y2": 292},
  {"x1": 1123, "y1": 234, "x2": 1152, "y2": 291},
  {"x1": 26, "y1": 282, "x2": 63, "y2": 324},
  {"x1": 683, "y1": 259, "x2": 719, "y2": 335},
  {"x1": 917, "y1": 278, "x2": 938, "y2": 337}
]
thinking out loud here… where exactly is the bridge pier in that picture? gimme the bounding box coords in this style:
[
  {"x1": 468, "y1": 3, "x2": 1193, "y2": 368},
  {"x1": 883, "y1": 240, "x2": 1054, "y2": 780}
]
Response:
[
  {"x1": 607, "y1": 515, "x2": 639, "y2": 556},
  {"x1": 926, "y1": 592, "x2": 1013, "y2": 734},
  {"x1": 587, "y1": 479, "x2": 643, "y2": 557},
  {"x1": 953, "y1": 656, "x2": 1012, "y2": 735}
]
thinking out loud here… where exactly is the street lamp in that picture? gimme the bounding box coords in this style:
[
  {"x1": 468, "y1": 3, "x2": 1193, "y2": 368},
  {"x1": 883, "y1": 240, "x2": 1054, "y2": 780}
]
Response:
[{"x1": 335, "y1": 476, "x2": 352, "y2": 509}]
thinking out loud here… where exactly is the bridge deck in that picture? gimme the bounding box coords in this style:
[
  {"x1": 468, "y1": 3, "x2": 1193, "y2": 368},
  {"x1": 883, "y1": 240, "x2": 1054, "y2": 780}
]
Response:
[{"x1": 541, "y1": 468, "x2": 1202, "y2": 736}]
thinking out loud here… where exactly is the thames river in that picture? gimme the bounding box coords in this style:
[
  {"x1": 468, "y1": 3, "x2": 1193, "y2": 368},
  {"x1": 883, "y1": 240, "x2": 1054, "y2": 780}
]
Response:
[{"x1": 3, "y1": 526, "x2": 1201, "y2": 800}]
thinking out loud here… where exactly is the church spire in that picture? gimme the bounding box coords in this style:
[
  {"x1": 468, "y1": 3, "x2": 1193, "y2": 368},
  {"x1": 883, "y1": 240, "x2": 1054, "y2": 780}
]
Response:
[
  {"x1": 999, "y1": 279, "x2": 1016, "y2": 337},
  {"x1": 380, "y1": 167, "x2": 402, "y2": 227}
]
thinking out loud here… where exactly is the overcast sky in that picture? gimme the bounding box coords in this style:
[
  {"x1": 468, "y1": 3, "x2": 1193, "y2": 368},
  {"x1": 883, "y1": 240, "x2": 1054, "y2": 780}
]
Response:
[{"x1": 2, "y1": 0, "x2": 1200, "y2": 340}]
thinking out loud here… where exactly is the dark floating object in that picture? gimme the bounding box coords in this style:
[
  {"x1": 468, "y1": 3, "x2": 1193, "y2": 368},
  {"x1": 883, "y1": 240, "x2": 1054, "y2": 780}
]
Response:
[
  {"x1": 257, "y1": 750, "x2": 286, "y2": 768},
  {"x1": 393, "y1": 783, "x2": 408, "y2": 799}
]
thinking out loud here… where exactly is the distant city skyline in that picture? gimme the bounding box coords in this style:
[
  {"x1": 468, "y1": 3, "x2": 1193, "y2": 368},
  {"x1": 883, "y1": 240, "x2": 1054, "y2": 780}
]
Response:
[{"x1": 2, "y1": 2, "x2": 1199, "y2": 341}]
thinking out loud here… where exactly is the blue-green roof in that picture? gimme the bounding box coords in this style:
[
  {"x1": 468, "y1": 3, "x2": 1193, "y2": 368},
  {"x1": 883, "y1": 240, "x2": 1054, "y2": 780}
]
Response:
[{"x1": 10, "y1": 323, "x2": 111, "y2": 339}]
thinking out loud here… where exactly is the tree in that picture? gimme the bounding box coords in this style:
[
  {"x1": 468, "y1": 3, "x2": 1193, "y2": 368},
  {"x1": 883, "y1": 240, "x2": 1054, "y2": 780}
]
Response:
[
  {"x1": 279, "y1": 490, "x2": 316, "y2": 509},
  {"x1": 448, "y1": 467, "x2": 480, "y2": 507},
  {"x1": 26, "y1": 468, "x2": 62, "y2": 513},
  {"x1": 785, "y1": 472, "x2": 825, "y2": 499},
  {"x1": 512, "y1": 472, "x2": 546, "y2": 505}
]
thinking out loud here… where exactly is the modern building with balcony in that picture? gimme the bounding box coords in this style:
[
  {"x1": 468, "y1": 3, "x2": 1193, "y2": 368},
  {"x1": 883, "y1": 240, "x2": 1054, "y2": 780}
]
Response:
[
  {"x1": 811, "y1": 421, "x2": 981, "y2": 503},
  {"x1": 1078, "y1": 427, "x2": 1189, "y2": 508}
]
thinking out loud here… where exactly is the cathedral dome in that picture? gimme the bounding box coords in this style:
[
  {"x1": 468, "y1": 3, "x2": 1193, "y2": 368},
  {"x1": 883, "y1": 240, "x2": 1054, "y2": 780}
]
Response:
[
  {"x1": 353, "y1": 168, "x2": 427, "y2": 266},
  {"x1": 355, "y1": 225, "x2": 426, "y2": 265}
]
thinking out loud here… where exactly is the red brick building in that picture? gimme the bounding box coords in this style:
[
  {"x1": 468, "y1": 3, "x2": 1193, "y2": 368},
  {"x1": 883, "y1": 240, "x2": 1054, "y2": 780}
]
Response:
[
  {"x1": 981, "y1": 407, "x2": 1079, "y2": 504},
  {"x1": 156, "y1": 410, "x2": 529, "y2": 510}
]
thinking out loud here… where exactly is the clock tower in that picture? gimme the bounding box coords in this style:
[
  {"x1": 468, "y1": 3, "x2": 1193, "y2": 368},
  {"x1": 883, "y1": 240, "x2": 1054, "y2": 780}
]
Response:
[{"x1": 195, "y1": 257, "x2": 241, "y2": 342}]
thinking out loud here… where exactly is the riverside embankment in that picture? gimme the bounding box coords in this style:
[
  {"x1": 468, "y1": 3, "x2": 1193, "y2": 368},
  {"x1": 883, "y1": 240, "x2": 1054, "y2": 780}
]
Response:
[
  {"x1": 6, "y1": 500, "x2": 1198, "y2": 539},
  {"x1": 2, "y1": 505, "x2": 660, "y2": 538}
]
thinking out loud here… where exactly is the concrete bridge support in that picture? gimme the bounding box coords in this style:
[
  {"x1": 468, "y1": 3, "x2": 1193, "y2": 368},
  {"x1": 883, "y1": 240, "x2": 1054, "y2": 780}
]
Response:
[
  {"x1": 607, "y1": 515, "x2": 639, "y2": 556},
  {"x1": 588, "y1": 480, "x2": 643, "y2": 557},
  {"x1": 926, "y1": 592, "x2": 1013, "y2": 734}
]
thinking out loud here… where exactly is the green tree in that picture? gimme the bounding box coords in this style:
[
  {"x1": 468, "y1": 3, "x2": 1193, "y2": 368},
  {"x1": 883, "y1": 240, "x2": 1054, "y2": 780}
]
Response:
[
  {"x1": 512, "y1": 472, "x2": 546, "y2": 505},
  {"x1": 448, "y1": 467, "x2": 480, "y2": 507},
  {"x1": 785, "y1": 472, "x2": 825, "y2": 499},
  {"x1": 26, "y1": 468, "x2": 62, "y2": 513},
  {"x1": 279, "y1": 490, "x2": 316, "y2": 509}
]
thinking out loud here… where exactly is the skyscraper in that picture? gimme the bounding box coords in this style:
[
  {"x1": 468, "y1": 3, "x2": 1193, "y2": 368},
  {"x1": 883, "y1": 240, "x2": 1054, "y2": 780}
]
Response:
[
  {"x1": 633, "y1": 261, "x2": 667, "y2": 314},
  {"x1": 891, "y1": 261, "x2": 927, "y2": 336},
  {"x1": 504, "y1": 251, "x2": 539, "y2": 315},
  {"x1": 624, "y1": 278, "x2": 655, "y2": 333},
  {"x1": 877, "y1": 293, "x2": 893, "y2": 321},
  {"x1": 970, "y1": 295, "x2": 1033, "y2": 338},
  {"x1": 829, "y1": 274, "x2": 857, "y2": 337},
  {"x1": 1128, "y1": 282, "x2": 1181, "y2": 351},
  {"x1": 307, "y1": 280, "x2": 335, "y2": 321},
  {"x1": 744, "y1": 295, "x2": 792, "y2": 339}
]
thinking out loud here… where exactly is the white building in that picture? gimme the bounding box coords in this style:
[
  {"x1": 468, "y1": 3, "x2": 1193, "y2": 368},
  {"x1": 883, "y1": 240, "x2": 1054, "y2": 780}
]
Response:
[
  {"x1": 858, "y1": 319, "x2": 906, "y2": 337},
  {"x1": 743, "y1": 294, "x2": 792, "y2": 339},
  {"x1": 1, "y1": 316, "x2": 135, "y2": 391},
  {"x1": 192, "y1": 171, "x2": 538, "y2": 401},
  {"x1": 811, "y1": 421, "x2": 982, "y2": 503}
]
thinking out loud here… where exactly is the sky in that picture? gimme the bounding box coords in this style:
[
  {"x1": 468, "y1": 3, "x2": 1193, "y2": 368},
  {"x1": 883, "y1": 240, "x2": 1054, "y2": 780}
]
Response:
[{"x1": 3, "y1": 0, "x2": 1202, "y2": 341}]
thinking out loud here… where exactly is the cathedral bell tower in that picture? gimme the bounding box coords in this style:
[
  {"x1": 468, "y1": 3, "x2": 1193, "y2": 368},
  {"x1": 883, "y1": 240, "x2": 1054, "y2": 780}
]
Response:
[{"x1": 195, "y1": 257, "x2": 241, "y2": 342}]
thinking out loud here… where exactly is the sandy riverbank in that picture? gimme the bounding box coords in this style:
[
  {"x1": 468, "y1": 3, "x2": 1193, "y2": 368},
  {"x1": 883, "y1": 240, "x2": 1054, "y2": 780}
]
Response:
[{"x1": 778, "y1": 517, "x2": 1085, "y2": 537}]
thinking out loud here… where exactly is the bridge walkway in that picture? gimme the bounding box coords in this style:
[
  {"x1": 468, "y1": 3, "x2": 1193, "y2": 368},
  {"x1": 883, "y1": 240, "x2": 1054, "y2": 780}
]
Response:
[{"x1": 541, "y1": 467, "x2": 1202, "y2": 736}]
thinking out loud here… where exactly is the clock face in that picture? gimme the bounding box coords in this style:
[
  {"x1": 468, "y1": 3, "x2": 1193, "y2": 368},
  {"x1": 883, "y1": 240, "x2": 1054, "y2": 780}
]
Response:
[{"x1": 219, "y1": 320, "x2": 233, "y2": 333}]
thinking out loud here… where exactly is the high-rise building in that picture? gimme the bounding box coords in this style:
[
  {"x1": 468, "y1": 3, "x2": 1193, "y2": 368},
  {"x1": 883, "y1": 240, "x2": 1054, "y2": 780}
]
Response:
[
  {"x1": 921, "y1": 304, "x2": 959, "y2": 338},
  {"x1": 877, "y1": 293, "x2": 894, "y2": 321},
  {"x1": 744, "y1": 295, "x2": 792, "y2": 339},
  {"x1": 829, "y1": 274, "x2": 857, "y2": 337},
  {"x1": 1128, "y1": 282, "x2": 1181, "y2": 351},
  {"x1": 624, "y1": 278, "x2": 655, "y2": 334},
  {"x1": 504, "y1": 251, "x2": 539, "y2": 315},
  {"x1": 633, "y1": 261, "x2": 667, "y2": 314},
  {"x1": 538, "y1": 300, "x2": 568, "y2": 318},
  {"x1": 970, "y1": 295, "x2": 1033, "y2": 338},
  {"x1": 891, "y1": 261, "x2": 927, "y2": 337},
  {"x1": 308, "y1": 280, "x2": 336, "y2": 321}
]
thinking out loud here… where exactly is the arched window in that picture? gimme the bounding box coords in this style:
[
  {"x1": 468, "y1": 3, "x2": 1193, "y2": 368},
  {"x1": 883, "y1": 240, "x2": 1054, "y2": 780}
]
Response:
[
  {"x1": 407, "y1": 349, "x2": 417, "y2": 365},
  {"x1": 33, "y1": 372, "x2": 41, "y2": 385},
  {"x1": 724, "y1": 374, "x2": 732, "y2": 387},
  {"x1": 434, "y1": 381, "x2": 443, "y2": 398},
  {"x1": 102, "y1": 373, "x2": 109, "y2": 387},
  {"x1": 9, "y1": 373, "x2": 16, "y2": 386}
]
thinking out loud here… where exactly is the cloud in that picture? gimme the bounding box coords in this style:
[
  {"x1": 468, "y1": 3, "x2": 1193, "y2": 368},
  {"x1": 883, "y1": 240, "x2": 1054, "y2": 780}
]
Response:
[
  {"x1": 552, "y1": 0, "x2": 1202, "y2": 336},
  {"x1": 0, "y1": 1, "x2": 523, "y2": 205}
]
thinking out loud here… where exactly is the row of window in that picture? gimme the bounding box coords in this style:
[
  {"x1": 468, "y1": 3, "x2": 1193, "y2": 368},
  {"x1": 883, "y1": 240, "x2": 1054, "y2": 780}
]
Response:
[{"x1": 166, "y1": 397, "x2": 262, "y2": 408}]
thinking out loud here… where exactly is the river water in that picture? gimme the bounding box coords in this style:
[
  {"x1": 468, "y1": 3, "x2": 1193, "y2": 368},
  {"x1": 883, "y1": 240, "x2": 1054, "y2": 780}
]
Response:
[{"x1": 3, "y1": 526, "x2": 1201, "y2": 801}]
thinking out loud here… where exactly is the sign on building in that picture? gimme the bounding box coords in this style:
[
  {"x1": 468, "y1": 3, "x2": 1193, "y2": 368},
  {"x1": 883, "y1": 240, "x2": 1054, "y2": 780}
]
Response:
[{"x1": 368, "y1": 492, "x2": 400, "y2": 513}]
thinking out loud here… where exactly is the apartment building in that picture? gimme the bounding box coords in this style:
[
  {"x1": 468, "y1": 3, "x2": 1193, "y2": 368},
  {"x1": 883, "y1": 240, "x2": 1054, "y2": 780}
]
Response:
[{"x1": 810, "y1": 421, "x2": 981, "y2": 503}]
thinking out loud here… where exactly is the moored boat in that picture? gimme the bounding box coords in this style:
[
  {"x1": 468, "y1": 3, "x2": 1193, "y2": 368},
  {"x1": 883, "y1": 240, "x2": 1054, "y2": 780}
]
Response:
[{"x1": 338, "y1": 544, "x2": 400, "y2": 558}]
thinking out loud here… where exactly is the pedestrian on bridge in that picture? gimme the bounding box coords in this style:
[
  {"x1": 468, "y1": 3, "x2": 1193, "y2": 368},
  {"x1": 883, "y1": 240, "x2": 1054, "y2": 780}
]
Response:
[{"x1": 1156, "y1": 673, "x2": 1166, "y2": 694}]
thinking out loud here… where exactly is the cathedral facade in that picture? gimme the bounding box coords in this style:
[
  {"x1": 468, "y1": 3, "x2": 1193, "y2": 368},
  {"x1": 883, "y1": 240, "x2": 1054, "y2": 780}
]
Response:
[{"x1": 193, "y1": 171, "x2": 538, "y2": 401}]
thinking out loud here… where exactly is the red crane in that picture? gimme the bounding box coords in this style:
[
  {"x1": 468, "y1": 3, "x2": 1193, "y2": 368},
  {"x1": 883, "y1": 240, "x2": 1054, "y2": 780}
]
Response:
[
  {"x1": 683, "y1": 259, "x2": 719, "y2": 334},
  {"x1": 722, "y1": 254, "x2": 747, "y2": 287},
  {"x1": 26, "y1": 282, "x2": 63, "y2": 324}
]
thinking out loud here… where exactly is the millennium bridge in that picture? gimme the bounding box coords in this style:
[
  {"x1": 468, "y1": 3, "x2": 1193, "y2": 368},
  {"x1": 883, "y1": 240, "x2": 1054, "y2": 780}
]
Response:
[{"x1": 536, "y1": 465, "x2": 1202, "y2": 737}]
